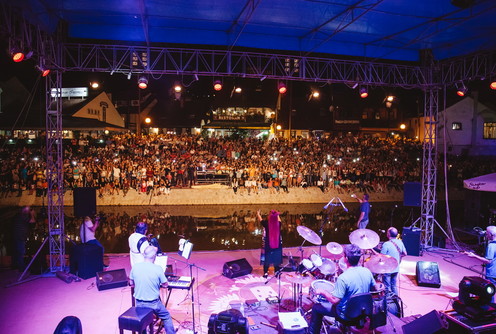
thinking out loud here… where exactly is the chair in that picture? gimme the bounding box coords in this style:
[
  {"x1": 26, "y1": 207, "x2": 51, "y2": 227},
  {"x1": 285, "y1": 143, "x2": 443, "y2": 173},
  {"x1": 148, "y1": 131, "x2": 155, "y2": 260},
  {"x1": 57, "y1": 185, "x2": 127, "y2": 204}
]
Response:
[
  {"x1": 118, "y1": 307, "x2": 155, "y2": 334},
  {"x1": 335, "y1": 293, "x2": 373, "y2": 331}
]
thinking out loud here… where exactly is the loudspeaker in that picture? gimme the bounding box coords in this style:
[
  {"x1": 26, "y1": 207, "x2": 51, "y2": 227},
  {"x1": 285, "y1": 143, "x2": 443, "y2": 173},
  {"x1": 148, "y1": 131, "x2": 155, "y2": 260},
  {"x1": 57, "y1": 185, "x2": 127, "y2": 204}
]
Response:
[
  {"x1": 73, "y1": 187, "x2": 97, "y2": 217},
  {"x1": 416, "y1": 261, "x2": 441, "y2": 288},
  {"x1": 222, "y1": 258, "x2": 253, "y2": 278},
  {"x1": 96, "y1": 269, "x2": 128, "y2": 291},
  {"x1": 403, "y1": 182, "x2": 421, "y2": 207},
  {"x1": 402, "y1": 310, "x2": 448, "y2": 334},
  {"x1": 70, "y1": 243, "x2": 103, "y2": 279},
  {"x1": 402, "y1": 227, "x2": 421, "y2": 256}
]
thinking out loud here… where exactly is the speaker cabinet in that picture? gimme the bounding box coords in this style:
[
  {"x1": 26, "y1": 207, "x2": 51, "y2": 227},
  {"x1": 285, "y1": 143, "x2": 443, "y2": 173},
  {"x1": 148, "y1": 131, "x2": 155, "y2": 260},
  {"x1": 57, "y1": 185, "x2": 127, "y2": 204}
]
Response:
[
  {"x1": 96, "y1": 269, "x2": 128, "y2": 291},
  {"x1": 402, "y1": 227, "x2": 421, "y2": 256},
  {"x1": 416, "y1": 261, "x2": 441, "y2": 288},
  {"x1": 73, "y1": 187, "x2": 97, "y2": 217},
  {"x1": 70, "y1": 243, "x2": 103, "y2": 279},
  {"x1": 403, "y1": 182, "x2": 421, "y2": 207},
  {"x1": 222, "y1": 258, "x2": 253, "y2": 278},
  {"x1": 402, "y1": 310, "x2": 448, "y2": 334}
]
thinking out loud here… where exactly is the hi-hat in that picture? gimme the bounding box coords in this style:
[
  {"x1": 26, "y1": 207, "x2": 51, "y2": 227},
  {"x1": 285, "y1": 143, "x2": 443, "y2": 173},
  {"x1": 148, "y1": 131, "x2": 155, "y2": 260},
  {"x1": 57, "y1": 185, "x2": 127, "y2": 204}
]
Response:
[
  {"x1": 363, "y1": 254, "x2": 398, "y2": 274},
  {"x1": 297, "y1": 226, "x2": 322, "y2": 245},
  {"x1": 285, "y1": 273, "x2": 313, "y2": 285},
  {"x1": 349, "y1": 229, "x2": 380, "y2": 249},
  {"x1": 326, "y1": 242, "x2": 344, "y2": 256}
]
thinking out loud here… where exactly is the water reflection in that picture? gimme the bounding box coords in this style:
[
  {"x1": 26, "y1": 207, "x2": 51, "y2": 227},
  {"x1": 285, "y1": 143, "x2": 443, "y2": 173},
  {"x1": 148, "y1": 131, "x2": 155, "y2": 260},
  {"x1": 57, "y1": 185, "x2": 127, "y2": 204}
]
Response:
[{"x1": 2, "y1": 202, "x2": 467, "y2": 257}]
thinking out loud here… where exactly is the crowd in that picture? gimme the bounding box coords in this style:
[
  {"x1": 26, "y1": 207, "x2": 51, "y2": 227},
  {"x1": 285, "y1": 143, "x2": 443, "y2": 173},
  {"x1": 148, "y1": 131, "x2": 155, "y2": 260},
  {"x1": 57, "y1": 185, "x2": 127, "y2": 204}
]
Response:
[{"x1": 0, "y1": 133, "x2": 494, "y2": 199}]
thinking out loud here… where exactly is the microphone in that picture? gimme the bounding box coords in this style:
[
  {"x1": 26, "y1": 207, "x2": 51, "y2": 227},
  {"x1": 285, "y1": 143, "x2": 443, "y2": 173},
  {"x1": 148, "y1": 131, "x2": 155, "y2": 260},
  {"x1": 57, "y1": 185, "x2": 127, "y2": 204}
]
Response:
[{"x1": 378, "y1": 229, "x2": 386, "y2": 234}]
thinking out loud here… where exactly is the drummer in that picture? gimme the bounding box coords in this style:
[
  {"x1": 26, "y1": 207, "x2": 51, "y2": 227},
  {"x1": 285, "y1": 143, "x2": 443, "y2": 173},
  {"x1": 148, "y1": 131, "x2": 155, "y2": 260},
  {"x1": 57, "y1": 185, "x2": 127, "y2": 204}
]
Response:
[{"x1": 308, "y1": 244, "x2": 378, "y2": 334}]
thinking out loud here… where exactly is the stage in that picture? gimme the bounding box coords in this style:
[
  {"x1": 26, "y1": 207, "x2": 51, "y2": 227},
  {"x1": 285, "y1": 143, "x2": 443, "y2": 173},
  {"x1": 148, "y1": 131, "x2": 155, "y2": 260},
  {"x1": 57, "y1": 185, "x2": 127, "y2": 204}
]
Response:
[{"x1": 0, "y1": 246, "x2": 489, "y2": 334}]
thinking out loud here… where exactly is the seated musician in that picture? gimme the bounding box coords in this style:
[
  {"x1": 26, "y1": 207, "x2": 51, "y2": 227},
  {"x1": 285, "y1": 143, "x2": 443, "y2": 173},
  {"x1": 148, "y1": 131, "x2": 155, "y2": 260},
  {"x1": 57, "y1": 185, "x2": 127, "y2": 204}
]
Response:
[
  {"x1": 128, "y1": 221, "x2": 162, "y2": 267},
  {"x1": 308, "y1": 244, "x2": 378, "y2": 334},
  {"x1": 129, "y1": 245, "x2": 176, "y2": 334}
]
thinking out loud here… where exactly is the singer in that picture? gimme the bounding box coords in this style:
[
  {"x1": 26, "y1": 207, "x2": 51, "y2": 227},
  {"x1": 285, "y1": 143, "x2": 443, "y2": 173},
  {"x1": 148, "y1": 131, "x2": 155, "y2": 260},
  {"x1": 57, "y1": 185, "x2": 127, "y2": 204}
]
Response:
[
  {"x1": 257, "y1": 210, "x2": 283, "y2": 279},
  {"x1": 351, "y1": 193, "x2": 370, "y2": 229}
]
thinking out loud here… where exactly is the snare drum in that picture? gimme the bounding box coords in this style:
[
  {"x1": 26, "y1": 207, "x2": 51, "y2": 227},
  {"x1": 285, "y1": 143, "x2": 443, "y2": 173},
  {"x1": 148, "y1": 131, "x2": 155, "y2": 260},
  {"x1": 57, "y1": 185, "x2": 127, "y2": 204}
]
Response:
[{"x1": 309, "y1": 279, "x2": 335, "y2": 303}]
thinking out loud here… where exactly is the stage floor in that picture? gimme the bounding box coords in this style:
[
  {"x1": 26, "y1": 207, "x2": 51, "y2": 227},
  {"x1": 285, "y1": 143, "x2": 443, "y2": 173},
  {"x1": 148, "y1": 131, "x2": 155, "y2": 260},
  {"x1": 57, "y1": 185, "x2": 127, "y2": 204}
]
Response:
[{"x1": 0, "y1": 246, "x2": 487, "y2": 334}]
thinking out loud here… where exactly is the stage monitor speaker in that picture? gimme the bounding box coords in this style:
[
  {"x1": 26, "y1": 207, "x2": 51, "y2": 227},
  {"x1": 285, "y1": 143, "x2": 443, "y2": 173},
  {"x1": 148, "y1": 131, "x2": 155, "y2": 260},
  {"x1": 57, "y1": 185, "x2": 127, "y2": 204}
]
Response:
[
  {"x1": 402, "y1": 227, "x2": 421, "y2": 256},
  {"x1": 416, "y1": 261, "x2": 441, "y2": 288},
  {"x1": 96, "y1": 269, "x2": 128, "y2": 291},
  {"x1": 403, "y1": 182, "x2": 421, "y2": 207},
  {"x1": 70, "y1": 243, "x2": 103, "y2": 279},
  {"x1": 222, "y1": 258, "x2": 253, "y2": 279},
  {"x1": 402, "y1": 310, "x2": 448, "y2": 334},
  {"x1": 73, "y1": 187, "x2": 97, "y2": 217}
]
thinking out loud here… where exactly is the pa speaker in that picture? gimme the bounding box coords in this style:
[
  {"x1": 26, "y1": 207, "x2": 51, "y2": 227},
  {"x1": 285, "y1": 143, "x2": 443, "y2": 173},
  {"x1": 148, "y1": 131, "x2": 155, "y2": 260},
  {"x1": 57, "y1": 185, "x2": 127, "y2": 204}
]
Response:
[
  {"x1": 73, "y1": 187, "x2": 97, "y2": 217},
  {"x1": 96, "y1": 269, "x2": 128, "y2": 291},
  {"x1": 402, "y1": 310, "x2": 448, "y2": 334},
  {"x1": 222, "y1": 258, "x2": 253, "y2": 278},
  {"x1": 403, "y1": 182, "x2": 421, "y2": 207},
  {"x1": 70, "y1": 243, "x2": 103, "y2": 279},
  {"x1": 402, "y1": 227, "x2": 421, "y2": 256},
  {"x1": 416, "y1": 261, "x2": 441, "y2": 288}
]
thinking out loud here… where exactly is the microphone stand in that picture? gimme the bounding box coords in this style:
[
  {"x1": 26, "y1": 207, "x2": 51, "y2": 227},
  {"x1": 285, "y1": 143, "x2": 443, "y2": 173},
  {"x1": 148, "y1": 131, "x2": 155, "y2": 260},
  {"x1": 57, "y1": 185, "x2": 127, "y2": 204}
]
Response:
[
  {"x1": 265, "y1": 261, "x2": 290, "y2": 312},
  {"x1": 320, "y1": 197, "x2": 347, "y2": 255},
  {"x1": 168, "y1": 256, "x2": 206, "y2": 334}
]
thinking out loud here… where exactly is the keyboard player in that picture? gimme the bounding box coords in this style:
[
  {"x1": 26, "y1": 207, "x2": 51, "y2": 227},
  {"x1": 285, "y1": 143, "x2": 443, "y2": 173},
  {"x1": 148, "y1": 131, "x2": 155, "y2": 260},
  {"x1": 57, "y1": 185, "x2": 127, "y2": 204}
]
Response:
[{"x1": 129, "y1": 245, "x2": 176, "y2": 334}]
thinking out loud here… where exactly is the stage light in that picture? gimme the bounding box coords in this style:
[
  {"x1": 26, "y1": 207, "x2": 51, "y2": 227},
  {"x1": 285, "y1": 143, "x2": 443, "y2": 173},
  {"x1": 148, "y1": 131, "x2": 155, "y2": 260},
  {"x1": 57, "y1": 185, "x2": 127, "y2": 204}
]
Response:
[
  {"x1": 144, "y1": 117, "x2": 151, "y2": 124},
  {"x1": 36, "y1": 65, "x2": 50, "y2": 77},
  {"x1": 456, "y1": 82, "x2": 468, "y2": 96},
  {"x1": 359, "y1": 87, "x2": 368, "y2": 98},
  {"x1": 386, "y1": 95, "x2": 395, "y2": 102},
  {"x1": 400, "y1": 123, "x2": 406, "y2": 130},
  {"x1": 90, "y1": 81, "x2": 99, "y2": 89},
  {"x1": 453, "y1": 276, "x2": 496, "y2": 320},
  {"x1": 278, "y1": 82, "x2": 287, "y2": 94},
  {"x1": 234, "y1": 87, "x2": 242, "y2": 94},
  {"x1": 138, "y1": 77, "x2": 148, "y2": 89},
  {"x1": 11, "y1": 48, "x2": 25, "y2": 62},
  {"x1": 174, "y1": 84, "x2": 182, "y2": 93},
  {"x1": 312, "y1": 91, "x2": 320, "y2": 98},
  {"x1": 213, "y1": 80, "x2": 223, "y2": 91},
  {"x1": 490, "y1": 81, "x2": 496, "y2": 90}
]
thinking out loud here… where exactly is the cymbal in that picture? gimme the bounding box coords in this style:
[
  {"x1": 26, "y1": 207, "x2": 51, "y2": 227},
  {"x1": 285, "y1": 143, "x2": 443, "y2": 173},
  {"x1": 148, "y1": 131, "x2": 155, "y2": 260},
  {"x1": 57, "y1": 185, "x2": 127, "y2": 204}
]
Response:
[
  {"x1": 310, "y1": 253, "x2": 323, "y2": 267},
  {"x1": 349, "y1": 229, "x2": 380, "y2": 249},
  {"x1": 326, "y1": 242, "x2": 344, "y2": 255},
  {"x1": 297, "y1": 226, "x2": 322, "y2": 245},
  {"x1": 285, "y1": 273, "x2": 313, "y2": 285},
  {"x1": 363, "y1": 254, "x2": 398, "y2": 274},
  {"x1": 318, "y1": 258, "x2": 336, "y2": 275}
]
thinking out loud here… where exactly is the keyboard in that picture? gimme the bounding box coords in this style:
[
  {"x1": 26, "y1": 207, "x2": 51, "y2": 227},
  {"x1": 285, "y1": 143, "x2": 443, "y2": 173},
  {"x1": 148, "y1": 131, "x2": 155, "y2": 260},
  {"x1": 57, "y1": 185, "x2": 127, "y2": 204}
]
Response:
[{"x1": 167, "y1": 276, "x2": 194, "y2": 290}]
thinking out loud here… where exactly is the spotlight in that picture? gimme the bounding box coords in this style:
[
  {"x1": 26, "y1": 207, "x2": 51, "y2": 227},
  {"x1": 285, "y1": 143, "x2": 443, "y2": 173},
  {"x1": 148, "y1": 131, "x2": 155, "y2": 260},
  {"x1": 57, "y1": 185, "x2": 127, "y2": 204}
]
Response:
[
  {"x1": 234, "y1": 87, "x2": 242, "y2": 94},
  {"x1": 386, "y1": 95, "x2": 395, "y2": 102},
  {"x1": 359, "y1": 87, "x2": 368, "y2": 98},
  {"x1": 90, "y1": 81, "x2": 100, "y2": 89},
  {"x1": 490, "y1": 81, "x2": 496, "y2": 90},
  {"x1": 138, "y1": 77, "x2": 148, "y2": 89},
  {"x1": 36, "y1": 65, "x2": 50, "y2": 77},
  {"x1": 278, "y1": 82, "x2": 287, "y2": 94},
  {"x1": 174, "y1": 84, "x2": 182, "y2": 93},
  {"x1": 312, "y1": 91, "x2": 320, "y2": 98},
  {"x1": 11, "y1": 48, "x2": 25, "y2": 62},
  {"x1": 453, "y1": 276, "x2": 496, "y2": 320},
  {"x1": 213, "y1": 80, "x2": 223, "y2": 91},
  {"x1": 457, "y1": 87, "x2": 468, "y2": 97}
]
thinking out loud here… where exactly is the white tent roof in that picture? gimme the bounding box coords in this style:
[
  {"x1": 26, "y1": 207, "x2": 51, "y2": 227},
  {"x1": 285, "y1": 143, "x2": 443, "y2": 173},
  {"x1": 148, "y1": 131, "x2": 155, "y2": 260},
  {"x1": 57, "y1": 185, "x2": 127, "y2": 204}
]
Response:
[{"x1": 463, "y1": 173, "x2": 496, "y2": 192}]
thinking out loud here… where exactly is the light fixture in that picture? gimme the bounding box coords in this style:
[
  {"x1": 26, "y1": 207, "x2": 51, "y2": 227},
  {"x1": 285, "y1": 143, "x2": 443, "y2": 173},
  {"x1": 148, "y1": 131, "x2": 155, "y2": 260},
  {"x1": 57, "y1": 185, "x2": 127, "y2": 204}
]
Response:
[
  {"x1": 90, "y1": 81, "x2": 99, "y2": 89},
  {"x1": 386, "y1": 95, "x2": 395, "y2": 102},
  {"x1": 278, "y1": 82, "x2": 287, "y2": 94},
  {"x1": 11, "y1": 47, "x2": 25, "y2": 62},
  {"x1": 490, "y1": 80, "x2": 496, "y2": 90},
  {"x1": 359, "y1": 86, "x2": 368, "y2": 98},
  {"x1": 260, "y1": 76, "x2": 267, "y2": 81},
  {"x1": 144, "y1": 117, "x2": 151, "y2": 124},
  {"x1": 194, "y1": 74, "x2": 199, "y2": 81},
  {"x1": 453, "y1": 276, "x2": 495, "y2": 320},
  {"x1": 312, "y1": 91, "x2": 320, "y2": 98},
  {"x1": 174, "y1": 84, "x2": 182, "y2": 93},
  {"x1": 456, "y1": 82, "x2": 468, "y2": 97},
  {"x1": 138, "y1": 77, "x2": 148, "y2": 89},
  {"x1": 234, "y1": 87, "x2": 242, "y2": 94},
  {"x1": 36, "y1": 64, "x2": 51, "y2": 77},
  {"x1": 213, "y1": 80, "x2": 223, "y2": 91},
  {"x1": 400, "y1": 123, "x2": 406, "y2": 130}
]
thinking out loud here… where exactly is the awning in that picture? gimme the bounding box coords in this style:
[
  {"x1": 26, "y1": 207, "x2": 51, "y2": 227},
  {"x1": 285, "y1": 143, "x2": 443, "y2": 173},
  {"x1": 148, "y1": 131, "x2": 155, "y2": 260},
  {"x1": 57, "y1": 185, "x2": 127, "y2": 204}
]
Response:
[{"x1": 463, "y1": 173, "x2": 496, "y2": 192}]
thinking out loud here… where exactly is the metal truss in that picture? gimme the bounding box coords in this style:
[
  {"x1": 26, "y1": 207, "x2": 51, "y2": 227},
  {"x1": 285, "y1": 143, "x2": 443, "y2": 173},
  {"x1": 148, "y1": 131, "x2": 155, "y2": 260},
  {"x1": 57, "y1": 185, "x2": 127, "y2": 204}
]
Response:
[
  {"x1": 420, "y1": 86, "x2": 439, "y2": 250},
  {"x1": 45, "y1": 69, "x2": 65, "y2": 272}
]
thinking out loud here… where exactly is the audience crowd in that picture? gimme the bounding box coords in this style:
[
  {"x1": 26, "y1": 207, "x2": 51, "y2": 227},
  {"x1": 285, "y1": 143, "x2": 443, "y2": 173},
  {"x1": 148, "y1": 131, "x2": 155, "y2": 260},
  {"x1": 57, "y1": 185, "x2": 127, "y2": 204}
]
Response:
[{"x1": 0, "y1": 133, "x2": 494, "y2": 199}]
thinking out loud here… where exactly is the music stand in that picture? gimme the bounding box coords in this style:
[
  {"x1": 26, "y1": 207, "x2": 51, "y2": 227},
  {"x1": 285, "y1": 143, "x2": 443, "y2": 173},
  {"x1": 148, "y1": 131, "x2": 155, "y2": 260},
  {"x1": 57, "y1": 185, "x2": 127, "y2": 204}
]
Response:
[{"x1": 178, "y1": 238, "x2": 193, "y2": 259}]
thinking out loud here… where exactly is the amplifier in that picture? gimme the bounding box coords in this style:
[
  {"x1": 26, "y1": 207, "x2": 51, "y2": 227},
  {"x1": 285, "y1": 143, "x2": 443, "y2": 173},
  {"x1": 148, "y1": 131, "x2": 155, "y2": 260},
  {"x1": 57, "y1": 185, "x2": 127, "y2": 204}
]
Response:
[{"x1": 96, "y1": 269, "x2": 128, "y2": 291}]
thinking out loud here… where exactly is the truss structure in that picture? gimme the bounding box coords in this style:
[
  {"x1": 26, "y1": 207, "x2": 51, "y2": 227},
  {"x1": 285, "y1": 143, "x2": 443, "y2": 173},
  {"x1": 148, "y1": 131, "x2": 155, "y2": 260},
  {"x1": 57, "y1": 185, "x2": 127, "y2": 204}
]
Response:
[{"x1": 2, "y1": 3, "x2": 496, "y2": 268}]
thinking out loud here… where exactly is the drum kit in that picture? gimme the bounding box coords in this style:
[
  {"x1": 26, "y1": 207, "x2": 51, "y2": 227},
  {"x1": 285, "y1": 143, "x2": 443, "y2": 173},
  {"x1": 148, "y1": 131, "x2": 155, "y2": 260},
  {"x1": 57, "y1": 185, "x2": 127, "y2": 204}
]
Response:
[{"x1": 282, "y1": 225, "x2": 398, "y2": 312}]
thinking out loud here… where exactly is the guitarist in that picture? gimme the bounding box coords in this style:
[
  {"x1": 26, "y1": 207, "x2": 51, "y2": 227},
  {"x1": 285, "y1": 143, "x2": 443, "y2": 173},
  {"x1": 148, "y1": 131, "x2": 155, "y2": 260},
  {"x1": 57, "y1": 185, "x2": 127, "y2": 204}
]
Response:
[{"x1": 381, "y1": 227, "x2": 407, "y2": 296}]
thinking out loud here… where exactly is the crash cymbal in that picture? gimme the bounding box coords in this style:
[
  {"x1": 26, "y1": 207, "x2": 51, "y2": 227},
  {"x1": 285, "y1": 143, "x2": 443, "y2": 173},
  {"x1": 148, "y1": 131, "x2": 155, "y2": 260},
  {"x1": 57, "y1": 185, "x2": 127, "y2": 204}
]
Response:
[
  {"x1": 326, "y1": 242, "x2": 344, "y2": 255},
  {"x1": 310, "y1": 253, "x2": 323, "y2": 267},
  {"x1": 318, "y1": 258, "x2": 336, "y2": 275},
  {"x1": 297, "y1": 226, "x2": 322, "y2": 245},
  {"x1": 285, "y1": 273, "x2": 313, "y2": 285},
  {"x1": 363, "y1": 254, "x2": 398, "y2": 274},
  {"x1": 349, "y1": 229, "x2": 380, "y2": 250}
]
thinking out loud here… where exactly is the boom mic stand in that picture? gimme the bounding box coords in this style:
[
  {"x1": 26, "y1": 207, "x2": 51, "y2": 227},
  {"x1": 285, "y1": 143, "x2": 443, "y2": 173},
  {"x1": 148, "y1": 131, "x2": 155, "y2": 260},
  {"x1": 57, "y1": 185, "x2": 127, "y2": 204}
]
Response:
[
  {"x1": 319, "y1": 197, "x2": 348, "y2": 255},
  {"x1": 168, "y1": 256, "x2": 205, "y2": 334}
]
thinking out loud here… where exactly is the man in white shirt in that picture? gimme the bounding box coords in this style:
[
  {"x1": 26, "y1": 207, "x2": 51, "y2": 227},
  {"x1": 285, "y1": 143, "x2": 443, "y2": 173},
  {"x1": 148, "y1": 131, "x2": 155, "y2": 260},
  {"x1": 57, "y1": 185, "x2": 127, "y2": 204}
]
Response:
[
  {"x1": 80, "y1": 216, "x2": 103, "y2": 251},
  {"x1": 128, "y1": 222, "x2": 149, "y2": 267}
]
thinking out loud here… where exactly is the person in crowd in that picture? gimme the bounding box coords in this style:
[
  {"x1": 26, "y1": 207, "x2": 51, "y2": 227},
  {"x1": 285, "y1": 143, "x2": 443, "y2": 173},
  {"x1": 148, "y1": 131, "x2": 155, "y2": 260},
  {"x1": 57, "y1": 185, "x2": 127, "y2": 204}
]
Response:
[
  {"x1": 308, "y1": 244, "x2": 377, "y2": 334},
  {"x1": 352, "y1": 193, "x2": 370, "y2": 229},
  {"x1": 257, "y1": 209, "x2": 282, "y2": 278},
  {"x1": 129, "y1": 245, "x2": 175, "y2": 334},
  {"x1": 53, "y1": 316, "x2": 82, "y2": 334},
  {"x1": 13, "y1": 206, "x2": 31, "y2": 270},
  {"x1": 381, "y1": 227, "x2": 407, "y2": 296},
  {"x1": 80, "y1": 216, "x2": 104, "y2": 251}
]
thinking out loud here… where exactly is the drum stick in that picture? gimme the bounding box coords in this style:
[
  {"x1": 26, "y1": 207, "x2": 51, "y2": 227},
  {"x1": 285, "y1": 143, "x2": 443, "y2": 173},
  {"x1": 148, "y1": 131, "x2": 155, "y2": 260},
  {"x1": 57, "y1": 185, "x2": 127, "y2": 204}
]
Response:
[{"x1": 261, "y1": 322, "x2": 277, "y2": 329}]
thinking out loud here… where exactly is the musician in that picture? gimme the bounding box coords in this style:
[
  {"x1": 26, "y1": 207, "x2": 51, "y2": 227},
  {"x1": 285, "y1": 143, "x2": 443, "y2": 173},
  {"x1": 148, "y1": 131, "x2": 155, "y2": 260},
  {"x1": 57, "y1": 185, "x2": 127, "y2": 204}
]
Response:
[
  {"x1": 257, "y1": 210, "x2": 282, "y2": 278},
  {"x1": 381, "y1": 227, "x2": 407, "y2": 296},
  {"x1": 308, "y1": 244, "x2": 377, "y2": 334},
  {"x1": 128, "y1": 222, "x2": 162, "y2": 267},
  {"x1": 351, "y1": 193, "x2": 370, "y2": 229},
  {"x1": 485, "y1": 226, "x2": 496, "y2": 289},
  {"x1": 129, "y1": 245, "x2": 175, "y2": 334}
]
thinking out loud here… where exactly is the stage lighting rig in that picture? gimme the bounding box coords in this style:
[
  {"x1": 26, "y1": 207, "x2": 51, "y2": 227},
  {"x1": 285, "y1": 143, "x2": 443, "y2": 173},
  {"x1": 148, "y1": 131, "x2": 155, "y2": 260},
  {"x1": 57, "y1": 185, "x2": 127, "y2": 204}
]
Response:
[{"x1": 453, "y1": 276, "x2": 496, "y2": 320}]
